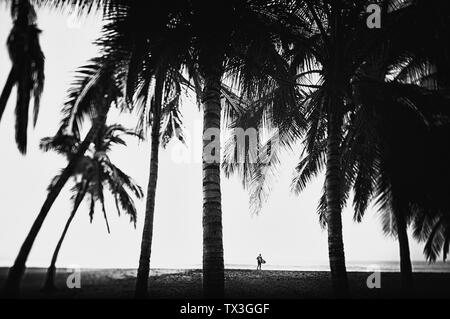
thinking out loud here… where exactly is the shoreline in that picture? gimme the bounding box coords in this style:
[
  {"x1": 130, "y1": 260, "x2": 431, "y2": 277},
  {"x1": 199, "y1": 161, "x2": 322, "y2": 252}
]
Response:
[
  {"x1": 2, "y1": 265, "x2": 449, "y2": 274},
  {"x1": 1, "y1": 268, "x2": 450, "y2": 299}
]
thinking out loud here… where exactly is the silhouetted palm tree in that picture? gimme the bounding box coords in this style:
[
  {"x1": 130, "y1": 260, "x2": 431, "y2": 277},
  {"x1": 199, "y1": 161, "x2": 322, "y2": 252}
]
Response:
[
  {"x1": 4, "y1": 56, "x2": 126, "y2": 296},
  {"x1": 226, "y1": 1, "x2": 377, "y2": 295},
  {"x1": 91, "y1": 5, "x2": 190, "y2": 297},
  {"x1": 341, "y1": 76, "x2": 450, "y2": 289},
  {"x1": 0, "y1": 0, "x2": 44, "y2": 153},
  {"x1": 411, "y1": 118, "x2": 450, "y2": 263},
  {"x1": 41, "y1": 124, "x2": 143, "y2": 291},
  {"x1": 133, "y1": 69, "x2": 186, "y2": 298},
  {"x1": 339, "y1": 0, "x2": 450, "y2": 288}
]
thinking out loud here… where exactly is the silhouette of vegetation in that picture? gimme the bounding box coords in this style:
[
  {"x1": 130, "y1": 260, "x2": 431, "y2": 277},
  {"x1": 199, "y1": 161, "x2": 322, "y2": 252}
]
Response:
[
  {"x1": 1, "y1": 0, "x2": 450, "y2": 298},
  {"x1": 41, "y1": 124, "x2": 143, "y2": 291}
]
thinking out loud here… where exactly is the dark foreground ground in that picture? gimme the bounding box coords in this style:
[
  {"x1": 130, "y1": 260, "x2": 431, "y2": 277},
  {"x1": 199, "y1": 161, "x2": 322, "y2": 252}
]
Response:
[{"x1": 0, "y1": 268, "x2": 449, "y2": 299}]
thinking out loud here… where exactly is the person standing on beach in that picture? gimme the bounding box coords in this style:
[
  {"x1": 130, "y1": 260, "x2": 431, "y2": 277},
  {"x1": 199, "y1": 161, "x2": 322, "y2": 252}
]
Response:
[{"x1": 256, "y1": 254, "x2": 264, "y2": 270}]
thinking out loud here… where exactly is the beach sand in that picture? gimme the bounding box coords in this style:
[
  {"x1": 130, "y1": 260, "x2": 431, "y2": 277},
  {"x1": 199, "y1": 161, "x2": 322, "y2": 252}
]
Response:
[{"x1": 0, "y1": 268, "x2": 449, "y2": 299}]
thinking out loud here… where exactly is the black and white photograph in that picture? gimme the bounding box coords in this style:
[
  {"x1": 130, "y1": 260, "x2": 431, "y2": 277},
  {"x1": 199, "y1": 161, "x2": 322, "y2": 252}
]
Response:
[{"x1": 0, "y1": 0, "x2": 450, "y2": 310}]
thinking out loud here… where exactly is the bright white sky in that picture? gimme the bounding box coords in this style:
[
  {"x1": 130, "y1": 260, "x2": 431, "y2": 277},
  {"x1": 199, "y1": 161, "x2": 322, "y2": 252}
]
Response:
[{"x1": 0, "y1": 7, "x2": 427, "y2": 270}]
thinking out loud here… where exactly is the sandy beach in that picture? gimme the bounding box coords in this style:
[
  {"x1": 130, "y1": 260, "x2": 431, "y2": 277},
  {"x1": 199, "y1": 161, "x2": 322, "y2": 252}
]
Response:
[{"x1": 0, "y1": 268, "x2": 449, "y2": 299}]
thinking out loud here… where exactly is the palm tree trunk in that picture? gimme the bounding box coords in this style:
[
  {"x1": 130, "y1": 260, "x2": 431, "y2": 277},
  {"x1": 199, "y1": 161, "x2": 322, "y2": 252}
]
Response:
[
  {"x1": 325, "y1": 111, "x2": 349, "y2": 296},
  {"x1": 42, "y1": 187, "x2": 87, "y2": 292},
  {"x1": 395, "y1": 206, "x2": 414, "y2": 290},
  {"x1": 201, "y1": 72, "x2": 224, "y2": 298},
  {"x1": 134, "y1": 73, "x2": 164, "y2": 298},
  {"x1": 0, "y1": 68, "x2": 16, "y2": 122},
  {"x1": 3, "y1": 107, "x2": 109, "y2": 297}
]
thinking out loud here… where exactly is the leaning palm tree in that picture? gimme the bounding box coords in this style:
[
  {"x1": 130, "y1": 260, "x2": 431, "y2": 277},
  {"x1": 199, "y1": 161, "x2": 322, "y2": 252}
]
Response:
[
  {"x1": 0, "y1": 0, "x2": 44, "y2": 153},
  {"x1": 3, "y1": 56, "x2": 127, "y2": 296},
  {"x1": 3, "y1": 0, "x2": 193, "y2": 298},
  {"x1": 40, "y1": 124, "x2": 143, "y2": 291}
]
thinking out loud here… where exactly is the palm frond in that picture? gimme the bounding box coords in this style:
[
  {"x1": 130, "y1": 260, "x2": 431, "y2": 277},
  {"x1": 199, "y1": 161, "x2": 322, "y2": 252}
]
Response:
[{"x1": 0, "y1": 0, "x2": 45, "y2": 154}]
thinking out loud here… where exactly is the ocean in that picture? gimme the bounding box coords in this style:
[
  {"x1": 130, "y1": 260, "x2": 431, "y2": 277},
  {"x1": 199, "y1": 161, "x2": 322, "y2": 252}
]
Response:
[{"x1": 222, "y1": 261, "x2": 450, "y2": 273}]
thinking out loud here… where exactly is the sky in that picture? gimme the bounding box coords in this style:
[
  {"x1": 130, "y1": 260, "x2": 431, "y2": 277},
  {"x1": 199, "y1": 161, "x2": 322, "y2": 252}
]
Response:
[{"x1": 0, "y1": 6, "x2": 430, "y2": 270}]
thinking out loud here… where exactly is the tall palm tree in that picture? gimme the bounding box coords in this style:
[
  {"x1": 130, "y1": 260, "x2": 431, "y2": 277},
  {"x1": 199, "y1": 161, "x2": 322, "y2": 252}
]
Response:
[
  {"x1": 0, "y1": 0, "x2": 44, "y2": 154},
  {"x1": 4, "y1": 56, "x2": 126, "y2": 296},
  {"x1": 40, "y1": 124, "x2": 143, "y2": 291},
  {"x1": 194, "y1": 1, "x2": 304, "y2": 297},
  {"x1": 127, "y1": 63, "x2": 186, "y2": 299},
  {"x1": 225, "y1": 1, "x2": 375, "y2": 295},
  {"x1": 92, "y1": 5, "x2": 190, "y2": 297}
]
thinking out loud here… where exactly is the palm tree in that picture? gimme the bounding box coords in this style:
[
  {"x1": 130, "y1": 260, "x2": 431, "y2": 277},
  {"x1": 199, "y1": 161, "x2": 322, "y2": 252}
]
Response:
[
  {"x1": 226, "y1": 1, "x2": 383, "y2": 295},
  {"x1": 128, "y1": 65, "x2": 186, "y2": 299},
  {"x1": 357, "y1": 89, "x2": 450, "y2": 272},
  {"x1": 412, "y1": 117, "x2": 450, "y2": 263},
  {"x1": 41, "y1": 124, "x2": 143, "y2": 291},
  {"x1": 225, "y1": 1, "x2": 374, "y2": 295},
  {"x1": 0, "y1": 0, "x2": 44, "y2": 154},
  {"x1": 341, "y1": 77, "x2": 450, "y2": 289},
  {"x1": 319, "y1": 0, "x2": 450, "y2": 281},
  {"x1": 194, "y1": 1, "x2": 304, "y2": 297},
  {"x1": 92, "y1": 5, "x2": 190, "y2": 297},
  {"x1": 4, "y1": 56, "x2": 126, "y2": 296},
  {"x1": 338, "y1": 0, "x2": 450, "y2": 288}
]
